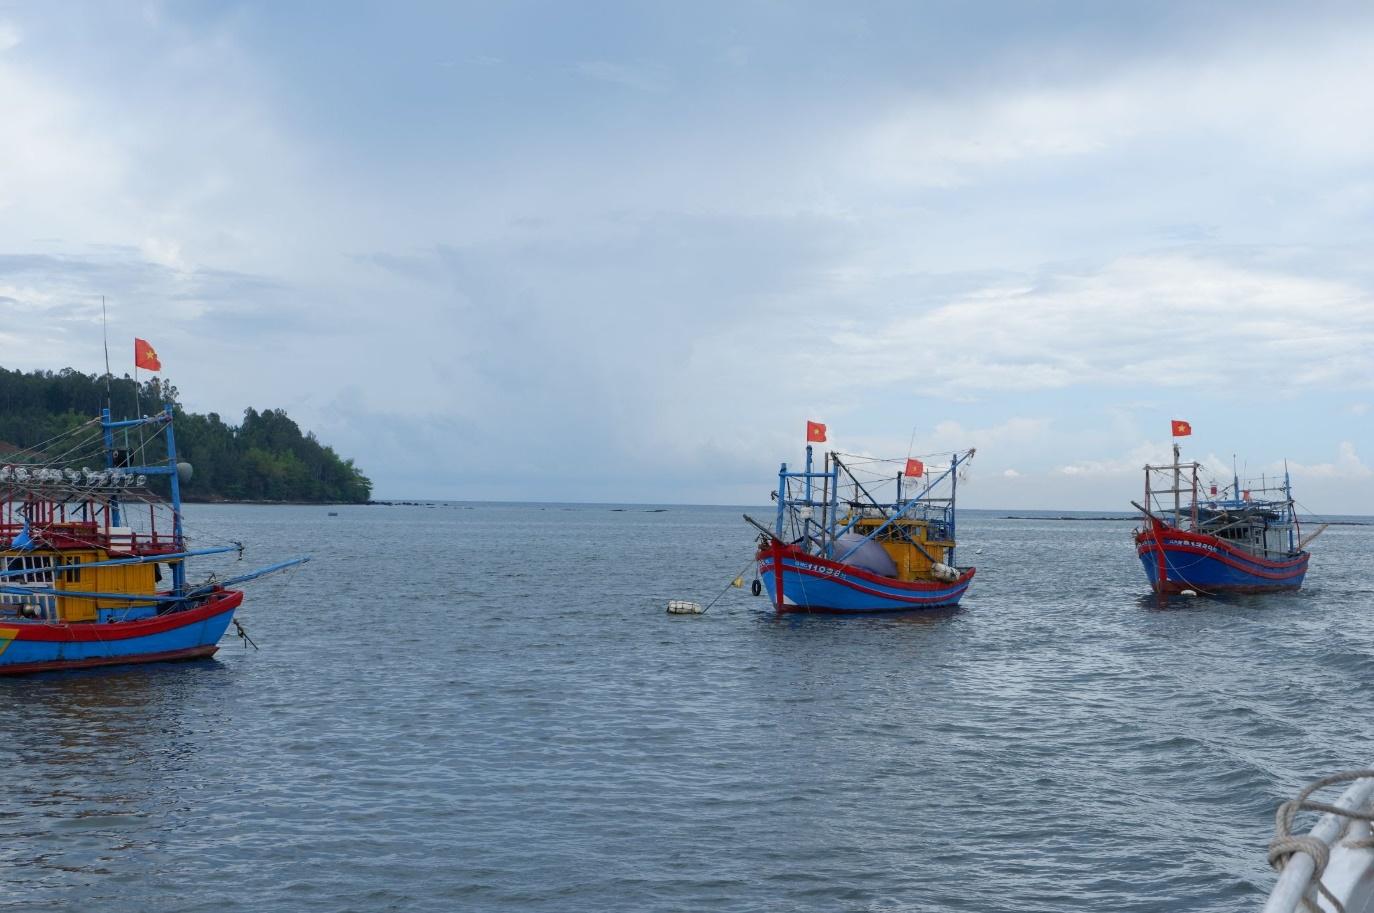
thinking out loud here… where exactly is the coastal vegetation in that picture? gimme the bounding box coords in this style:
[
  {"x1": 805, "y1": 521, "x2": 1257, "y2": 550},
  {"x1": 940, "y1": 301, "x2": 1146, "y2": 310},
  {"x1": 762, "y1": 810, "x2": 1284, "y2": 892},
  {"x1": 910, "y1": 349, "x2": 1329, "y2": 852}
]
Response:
[{"x1": 0, "y1": 366, "x2": 371, "y2": 503}]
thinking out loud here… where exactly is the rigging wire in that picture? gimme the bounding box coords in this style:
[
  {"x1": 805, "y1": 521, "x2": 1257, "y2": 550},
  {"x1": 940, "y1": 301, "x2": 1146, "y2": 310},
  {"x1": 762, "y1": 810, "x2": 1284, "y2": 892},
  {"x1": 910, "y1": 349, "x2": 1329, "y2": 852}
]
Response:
[{"x1": 2, "y1": 419, "x2": 102, "y2": 464}]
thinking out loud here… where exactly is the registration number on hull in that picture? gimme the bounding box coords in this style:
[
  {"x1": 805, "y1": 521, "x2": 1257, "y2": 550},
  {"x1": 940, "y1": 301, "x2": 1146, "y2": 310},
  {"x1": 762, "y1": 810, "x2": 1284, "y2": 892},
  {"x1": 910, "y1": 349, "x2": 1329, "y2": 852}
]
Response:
[{"x1": 795, "y1": 562, "x2": 845, "y2": 580}]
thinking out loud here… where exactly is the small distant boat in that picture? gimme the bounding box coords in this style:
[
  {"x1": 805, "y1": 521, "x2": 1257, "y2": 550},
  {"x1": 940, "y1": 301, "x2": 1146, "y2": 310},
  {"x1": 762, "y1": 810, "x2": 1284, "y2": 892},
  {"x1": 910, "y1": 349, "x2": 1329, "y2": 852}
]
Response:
[
  {"x1": 0, "y1": 405, "x2": 308, "y2": 675},
  {"x1": 1261, "y1": 769, "x2": 1374, "y2": 913},
  {"x1": 1132, "y1": 440, "x2": 1316, "y2": 595},
  {"x1": 747, "y1": 432, "x2": 976, "y2": 614}
]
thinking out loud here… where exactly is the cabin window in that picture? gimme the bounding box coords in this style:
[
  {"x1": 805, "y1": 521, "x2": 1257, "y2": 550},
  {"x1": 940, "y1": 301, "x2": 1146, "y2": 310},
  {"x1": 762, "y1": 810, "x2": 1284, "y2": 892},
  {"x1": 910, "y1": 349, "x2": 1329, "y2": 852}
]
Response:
[{"x1": 4, "y1": 555, "x2": 55, "y2": 584}]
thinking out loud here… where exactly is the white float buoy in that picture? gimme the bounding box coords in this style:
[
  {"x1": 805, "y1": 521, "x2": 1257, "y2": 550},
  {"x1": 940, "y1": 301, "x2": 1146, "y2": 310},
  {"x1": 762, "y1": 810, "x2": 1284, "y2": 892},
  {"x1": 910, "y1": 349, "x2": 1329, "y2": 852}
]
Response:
[
  {"x1": 930, "y1": 563, "x2": 961, "y2": 583},
  {"x1": 1180, "y1": 589, "x2": 1198, "y2": 597},
  {"x1": 666, "y1": 600, "x2": 705, "y2": 615}
]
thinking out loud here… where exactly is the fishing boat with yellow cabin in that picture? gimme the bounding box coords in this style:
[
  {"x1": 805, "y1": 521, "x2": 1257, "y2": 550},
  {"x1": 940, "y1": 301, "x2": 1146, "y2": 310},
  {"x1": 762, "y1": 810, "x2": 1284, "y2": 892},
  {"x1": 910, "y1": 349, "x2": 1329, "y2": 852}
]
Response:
[
  {"x1": 0, "y1": 404, "x2": 307, "y2": 675},
  {"x1": 747, "y1": 423, "x2": 976, "y2": 613}
]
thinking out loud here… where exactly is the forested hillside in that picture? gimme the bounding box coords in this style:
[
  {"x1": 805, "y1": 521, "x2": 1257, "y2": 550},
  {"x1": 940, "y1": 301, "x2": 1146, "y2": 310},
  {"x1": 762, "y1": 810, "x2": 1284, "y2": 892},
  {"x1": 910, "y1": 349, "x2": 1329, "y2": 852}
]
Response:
[{"x1": 0, "y1": 366, "x2": 371, "y2": 503}]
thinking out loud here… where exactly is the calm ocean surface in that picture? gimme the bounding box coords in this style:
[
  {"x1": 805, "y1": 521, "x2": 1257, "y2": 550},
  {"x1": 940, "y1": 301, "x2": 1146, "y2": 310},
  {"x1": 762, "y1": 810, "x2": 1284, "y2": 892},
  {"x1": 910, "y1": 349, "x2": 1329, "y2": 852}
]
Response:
[{"x1": 4, "y1": 503, "x2": 1373, "y2": 912}]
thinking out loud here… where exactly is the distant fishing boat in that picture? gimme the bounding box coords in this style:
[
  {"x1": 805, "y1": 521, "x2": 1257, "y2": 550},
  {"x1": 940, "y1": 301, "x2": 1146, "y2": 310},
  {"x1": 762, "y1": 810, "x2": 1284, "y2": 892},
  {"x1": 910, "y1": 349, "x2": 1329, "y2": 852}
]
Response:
[
  {"x1": 0, "y1": 405, "x2": 308, "y2": 675},
  {"x1": 747, "y1": 422, "x2": 975, "y2": 613},
  {"x1": 1132, "y1": 423, "x2": 1317, "y2": 595}
]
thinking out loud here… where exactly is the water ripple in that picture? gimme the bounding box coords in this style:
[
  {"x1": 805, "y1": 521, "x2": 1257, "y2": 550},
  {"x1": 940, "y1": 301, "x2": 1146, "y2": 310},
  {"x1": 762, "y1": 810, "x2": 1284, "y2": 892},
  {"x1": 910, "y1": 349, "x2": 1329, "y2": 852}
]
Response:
[{"x1": 2, "y1": 505, "x2": 1371, "y2": 911}]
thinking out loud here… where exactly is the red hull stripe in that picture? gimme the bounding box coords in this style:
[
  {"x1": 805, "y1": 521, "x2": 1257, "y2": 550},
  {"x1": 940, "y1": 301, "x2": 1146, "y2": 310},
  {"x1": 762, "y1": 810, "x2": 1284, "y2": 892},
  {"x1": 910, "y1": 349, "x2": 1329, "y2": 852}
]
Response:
[
  {"x1": 759, "y1": 559, "x2": 974, "y2": 603},
  {"x1": 5, "y1": 590, "x2": 243, "y2": 643},
  {"x1": 1135, "y1": 526, "x2": 1307, "y2": 571},
  {"x1": 1136, "y1": 544, "x2": 1307, "y2": 581},
  {"x1": 1134, "y1": 539, "x2": 1307, "y2": 581},
  {"x1": 0, "y1": 644, "x2": 219, "y2": 675},
  {"x1": 759, "y1": 545, "x2": 974, "y2": 591}
]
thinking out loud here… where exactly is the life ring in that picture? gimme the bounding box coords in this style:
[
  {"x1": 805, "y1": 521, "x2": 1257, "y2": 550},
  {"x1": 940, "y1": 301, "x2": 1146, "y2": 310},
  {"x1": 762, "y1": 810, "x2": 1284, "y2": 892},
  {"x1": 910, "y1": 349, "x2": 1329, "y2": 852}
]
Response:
[{"x1": 751, "y1": 579, "x2": 762, "y2": 596}]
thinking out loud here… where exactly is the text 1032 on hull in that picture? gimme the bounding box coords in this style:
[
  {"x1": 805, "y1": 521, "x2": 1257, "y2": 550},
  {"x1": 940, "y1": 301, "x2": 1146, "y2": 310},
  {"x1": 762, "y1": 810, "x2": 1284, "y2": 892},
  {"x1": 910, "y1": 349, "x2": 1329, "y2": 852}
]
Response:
[
  {"x1": 0, "y1": 404, "x2": 308, "y2": 675},
  {"x1": 748, "y1": 437, "x2": 976, "y2": 614}
]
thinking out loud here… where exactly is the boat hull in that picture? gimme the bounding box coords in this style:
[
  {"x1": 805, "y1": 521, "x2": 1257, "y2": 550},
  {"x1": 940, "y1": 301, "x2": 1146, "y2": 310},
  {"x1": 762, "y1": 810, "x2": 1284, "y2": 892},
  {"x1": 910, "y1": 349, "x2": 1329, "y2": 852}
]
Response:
[
  {"x1": 0, "y1": 589, "x2": 243, "y2": 675},
  {"x1": 1134, "y1": 522, "x2": 1308, "y2": 594},
  {"x1": 756, "y1": 542, "x2": 974, "y2": 613}
]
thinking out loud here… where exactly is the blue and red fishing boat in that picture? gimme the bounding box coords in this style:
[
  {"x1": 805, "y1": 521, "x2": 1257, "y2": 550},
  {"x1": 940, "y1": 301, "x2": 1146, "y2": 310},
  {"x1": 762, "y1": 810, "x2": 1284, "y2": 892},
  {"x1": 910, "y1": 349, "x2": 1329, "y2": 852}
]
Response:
[
  {"x1": 0, "y1": 404, "x2": 307, "y2": 675},
  {"x1": 1132, "y1": 436, "x2": 1317, "y2": 595},
  {"x1": 748, "y1": 426, "x2": 976, "y2": 613}
]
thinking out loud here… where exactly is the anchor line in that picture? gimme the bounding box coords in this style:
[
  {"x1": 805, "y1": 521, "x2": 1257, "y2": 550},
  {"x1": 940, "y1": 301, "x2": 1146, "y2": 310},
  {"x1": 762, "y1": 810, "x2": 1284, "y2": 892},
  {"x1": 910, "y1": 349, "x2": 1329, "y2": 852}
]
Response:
[
  {"x1": 232, "y1": 617, "x2": 259, "y2": 651},
  {"x1": 701, "y1": 556, "x2": 760, "y2": 614}
]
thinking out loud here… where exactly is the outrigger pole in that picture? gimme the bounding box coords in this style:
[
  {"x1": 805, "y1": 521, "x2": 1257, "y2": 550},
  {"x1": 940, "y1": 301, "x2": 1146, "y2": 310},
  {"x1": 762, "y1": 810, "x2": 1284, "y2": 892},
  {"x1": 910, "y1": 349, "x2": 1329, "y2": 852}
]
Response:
[
  {"x1": 184, "y1": 556, "x2": 311, "y2": 598},
  {"x1": 0, "y1": 556, "x2": 311, "y2": 606},
  {"x1": 0, "y1": 546, "x2": 241, "y2": 581}
]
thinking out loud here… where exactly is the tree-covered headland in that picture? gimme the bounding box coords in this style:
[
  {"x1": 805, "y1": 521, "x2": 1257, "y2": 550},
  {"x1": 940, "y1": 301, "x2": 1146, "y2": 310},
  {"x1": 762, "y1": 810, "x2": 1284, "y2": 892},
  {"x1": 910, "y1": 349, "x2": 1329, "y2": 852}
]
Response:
[{"x1": 0, "y1": 366, "x2": 371, "y2": 503}]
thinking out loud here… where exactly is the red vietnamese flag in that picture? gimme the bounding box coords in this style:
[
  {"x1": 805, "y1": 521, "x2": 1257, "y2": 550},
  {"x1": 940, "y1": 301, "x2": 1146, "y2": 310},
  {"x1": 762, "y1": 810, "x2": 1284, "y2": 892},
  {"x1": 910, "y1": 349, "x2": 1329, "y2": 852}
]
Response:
[
  {"x1": 1171, "y1": 419, "x2": 1192, "y2": 437},
  {"x1": 805, "y1": 420, "x2": 827, "y2": 443},
  {"x1": 134, "y1": 338, "x2": 161, "y2": 372},
  {"x1": 904, "y1": 458, "x2": 924, "y2": 477}
]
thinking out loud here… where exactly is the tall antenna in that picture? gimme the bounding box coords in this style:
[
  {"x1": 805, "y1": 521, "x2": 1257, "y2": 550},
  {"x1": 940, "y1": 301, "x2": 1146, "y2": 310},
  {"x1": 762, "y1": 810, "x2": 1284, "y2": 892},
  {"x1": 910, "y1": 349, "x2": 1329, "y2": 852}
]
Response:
[{"x1": 101, "y1": 295, "x2": 112, "y2": 411}]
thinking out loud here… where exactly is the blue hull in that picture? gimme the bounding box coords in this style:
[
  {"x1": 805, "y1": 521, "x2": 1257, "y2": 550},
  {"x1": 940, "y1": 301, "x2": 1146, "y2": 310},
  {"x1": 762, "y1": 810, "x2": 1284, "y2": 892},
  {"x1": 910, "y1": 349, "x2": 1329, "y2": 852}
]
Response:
[
  {"x1": 0, "y1": 592, "x2": 241, "y2": 675},
  {"x1": 758, "y1": 544, "x2": 973, "y2": 613},
  {"x1": 1135, "y1": 525, "x2": 1308, "y2": 594}
]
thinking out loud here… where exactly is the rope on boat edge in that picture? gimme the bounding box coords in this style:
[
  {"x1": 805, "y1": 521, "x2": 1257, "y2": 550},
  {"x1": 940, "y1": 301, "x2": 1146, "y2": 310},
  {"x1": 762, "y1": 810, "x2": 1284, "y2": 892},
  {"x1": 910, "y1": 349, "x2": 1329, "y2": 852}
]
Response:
[{"x1": 1269, "y1": 769, "x2": 1374, "y2": 913}]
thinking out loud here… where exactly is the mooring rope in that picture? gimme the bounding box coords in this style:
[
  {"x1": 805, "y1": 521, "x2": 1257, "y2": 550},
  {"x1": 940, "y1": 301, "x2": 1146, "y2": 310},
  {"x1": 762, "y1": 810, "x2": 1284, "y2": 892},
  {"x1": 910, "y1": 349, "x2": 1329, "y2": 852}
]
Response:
[
  {"x1": 701, "y1": 556, "x2": 759, "y2": 614},
  {"x1": 1268, "y1": 769, "x2": 1374, "y2": 913}
]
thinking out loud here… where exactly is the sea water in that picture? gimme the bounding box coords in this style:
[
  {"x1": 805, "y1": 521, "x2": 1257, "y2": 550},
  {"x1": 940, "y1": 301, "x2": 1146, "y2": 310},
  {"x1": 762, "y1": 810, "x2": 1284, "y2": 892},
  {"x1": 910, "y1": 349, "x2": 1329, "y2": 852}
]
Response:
[{"x1": 3, "y1": 504, "x2": 1372, "y2": 912}]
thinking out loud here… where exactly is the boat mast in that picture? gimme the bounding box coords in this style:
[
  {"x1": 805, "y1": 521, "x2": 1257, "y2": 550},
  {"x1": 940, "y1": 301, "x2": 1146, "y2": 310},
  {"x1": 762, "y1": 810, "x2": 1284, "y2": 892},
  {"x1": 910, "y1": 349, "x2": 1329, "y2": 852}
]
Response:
[
  {"x1": 1173, "y1": 442, "x2": 1181, "y2": 528},
  {"x1": 101, "y1": 295, "x2": 112, "y2": 414},
  {"x1": 948, "y1": 451, "x2": 959, "y2": 567},
  {"x1": 1191, "y1": 458, "x2": 1198, "y2": 531},
  {"x1": 1285, "y1": 459, "x2": 1298, "y2": 553},
  {"x1": 830, "y1": 458, "x2": 839, "y2": 553},
  {"x1": 774, "y1": 460, "x2": 787, "y2": 536},
  {"x1": 819, "y1": 451, "x2": 830, "y2": 556},
  {"x1": 102, "y1": 407, "x2": 122, "y2": 528},
  {"x1": 163, "y1": 404, "x2": 186, "y2": 596}
]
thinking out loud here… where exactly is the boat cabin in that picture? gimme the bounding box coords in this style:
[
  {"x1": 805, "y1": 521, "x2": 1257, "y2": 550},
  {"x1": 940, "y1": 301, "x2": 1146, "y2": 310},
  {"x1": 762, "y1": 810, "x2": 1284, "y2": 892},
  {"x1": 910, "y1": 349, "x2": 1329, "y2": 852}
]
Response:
[
  {"x1": 845, "y1": 514, "x2": 954, "y2": 582},
  {"x1": 1, "y1": 468, "x2": 177, "y2": 624}
]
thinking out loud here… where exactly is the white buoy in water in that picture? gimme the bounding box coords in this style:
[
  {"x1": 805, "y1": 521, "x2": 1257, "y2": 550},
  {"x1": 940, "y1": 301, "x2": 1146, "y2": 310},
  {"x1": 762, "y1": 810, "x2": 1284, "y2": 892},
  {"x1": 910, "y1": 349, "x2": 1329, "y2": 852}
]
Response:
[
  {"x1": 666, "y1": 600, "x2": 705, "y2": 615},
  {"x1": 1180, "y1": 589, "x2": 1198, "y2": 597}
]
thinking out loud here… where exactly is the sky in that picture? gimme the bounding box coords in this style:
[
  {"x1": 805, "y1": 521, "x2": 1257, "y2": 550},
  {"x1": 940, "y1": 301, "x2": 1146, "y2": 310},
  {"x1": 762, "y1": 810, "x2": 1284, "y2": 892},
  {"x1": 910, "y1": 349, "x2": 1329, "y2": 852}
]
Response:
[{"x1": 0, "y1": 1, "x2": 1372, "y2": 511}]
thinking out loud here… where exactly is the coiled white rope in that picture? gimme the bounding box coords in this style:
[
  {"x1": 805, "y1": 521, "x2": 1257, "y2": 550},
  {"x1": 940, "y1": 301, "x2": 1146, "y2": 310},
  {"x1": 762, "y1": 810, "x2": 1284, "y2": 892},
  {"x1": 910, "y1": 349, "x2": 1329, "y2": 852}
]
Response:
[{"x1": 1268, "y1": 770, "x2": 1374, "y2": 913}]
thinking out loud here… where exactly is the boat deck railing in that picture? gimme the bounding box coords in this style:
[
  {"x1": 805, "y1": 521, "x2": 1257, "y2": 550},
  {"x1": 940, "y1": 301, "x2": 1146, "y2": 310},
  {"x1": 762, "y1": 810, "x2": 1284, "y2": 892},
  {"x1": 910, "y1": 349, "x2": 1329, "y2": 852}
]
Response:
[
  {"x1": 0, "y1": 591, "x2": 57, "y2": 620},
  {"x1": 0, "y1": 521, "x2": 179, "y2": 556}
]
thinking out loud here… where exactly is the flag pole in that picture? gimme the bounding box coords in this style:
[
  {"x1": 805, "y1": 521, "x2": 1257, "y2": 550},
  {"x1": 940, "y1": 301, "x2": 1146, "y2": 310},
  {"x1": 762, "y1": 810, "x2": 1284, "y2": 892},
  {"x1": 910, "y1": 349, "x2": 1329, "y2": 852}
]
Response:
[
  {"x1": 132, "y1": 362, "x2": 146, "y2": 464},
  {"x1": 101, "y1": 296, "x2": 112, "y2": 413}
]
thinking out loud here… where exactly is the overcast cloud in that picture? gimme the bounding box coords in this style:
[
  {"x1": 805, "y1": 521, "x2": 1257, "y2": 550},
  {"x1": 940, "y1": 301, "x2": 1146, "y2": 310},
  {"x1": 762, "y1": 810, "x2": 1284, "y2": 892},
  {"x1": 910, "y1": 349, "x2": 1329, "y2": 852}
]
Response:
[{"x1": 1, "y1": 2, "x2": 1372, "y2": 512}]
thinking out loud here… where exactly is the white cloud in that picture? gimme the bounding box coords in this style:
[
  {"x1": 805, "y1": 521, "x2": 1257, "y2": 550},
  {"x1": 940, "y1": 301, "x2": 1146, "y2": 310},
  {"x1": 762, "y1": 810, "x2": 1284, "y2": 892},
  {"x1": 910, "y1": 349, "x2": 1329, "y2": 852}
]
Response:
[
  {"x1": 1287, "y1": 442, "x2": 1373, "y2": 480},
  {"x1": 1059, "y1": 440, "x2": 1179, "y2": 477},
  {"x1": 574, "y1": 60, "x2": 668, "y2": 93},
  {"x1": 811, "y1": 255, "x2": 1374, "y2": 395},
  {"x1": 0, "y1": 21, "x2": 20, "y2": 52},
  {"x1": 1002, "y1": 468, "x2": 1020, "y2": 478},
  {"x1": 853, "y1": 26, "x2": 1374, "y2": 189},
  {"x1": 139, "y1": 237, "x2": 186, "y2": 271}
]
